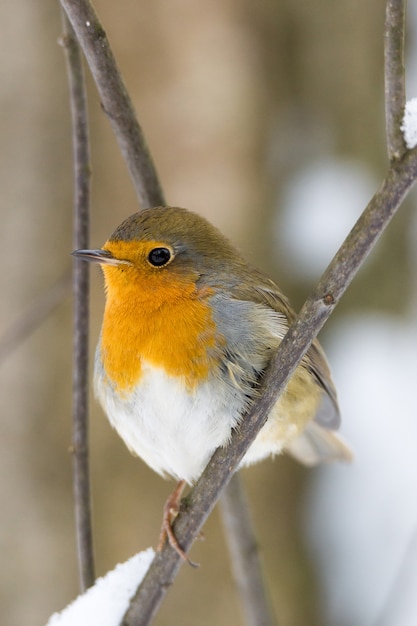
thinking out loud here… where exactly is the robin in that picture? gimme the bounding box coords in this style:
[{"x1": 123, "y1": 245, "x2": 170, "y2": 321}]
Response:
[{"x1": 73, "y1": 206, "x2": 351, "y2": 563}]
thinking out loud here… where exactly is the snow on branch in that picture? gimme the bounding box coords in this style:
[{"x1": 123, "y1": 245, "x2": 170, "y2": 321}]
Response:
[
  {"x1": 45, "y1": 550, "x2": 154, "y2": 626},
  {"x1": 402, "y1": 99, "x2": 417, "y2": 149}
]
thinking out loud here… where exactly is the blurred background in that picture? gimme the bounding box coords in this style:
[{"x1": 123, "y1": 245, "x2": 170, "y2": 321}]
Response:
[{"x1": 1, "y1": 1, "x2": 416, "y2": 625}]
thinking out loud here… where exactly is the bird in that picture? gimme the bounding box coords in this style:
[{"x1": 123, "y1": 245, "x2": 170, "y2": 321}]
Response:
[{"x1": 73, "y1": 206, "x2": 351, "y2": 562}]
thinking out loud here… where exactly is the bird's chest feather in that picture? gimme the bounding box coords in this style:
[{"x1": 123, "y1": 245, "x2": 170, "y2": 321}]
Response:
[
  {"x1": 99, "y1": 283, "x2": 223, "y2": 392},
  {"x1": 95, "y1": 358, "x2": 247, "y2": 483},
  {"x1": 94, "y1": 287, "x2": 304, "y2": 483},
  {"x1": 95, "y1": 289, "x2": 248, "y2": 482}
]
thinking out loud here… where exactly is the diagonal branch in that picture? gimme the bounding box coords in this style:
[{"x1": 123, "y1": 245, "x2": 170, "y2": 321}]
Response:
[
  {"x1": 121, "y1": 149, "x2": 417, "y2": 625},
  {"x1": 61, "y1": 12, "x2": 95, "y2": 591},
  {"x1": 0, "y1": 271, "x2": 71, "y2": 365},
  {"x1": 384, "y1": 0, "x2": 407, "y2": 160},
  {"x1": 60, "y1": 0, "x2": 165, "y2": 208}
]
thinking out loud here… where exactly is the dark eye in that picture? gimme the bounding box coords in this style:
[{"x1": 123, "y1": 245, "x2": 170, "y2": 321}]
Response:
[{"x1": 147, "y1": 247, "x2": 172, "y2": 267}]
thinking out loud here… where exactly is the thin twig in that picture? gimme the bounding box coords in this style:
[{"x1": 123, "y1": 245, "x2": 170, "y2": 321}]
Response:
[
  {"x1": 219, "y1": 475, "x2": 277, "y2": 626},
  {"x1": 385, "y1": 0, "x2": 407, "y2": 160},
  {"x1": 60, "y1": 0, "x2": 165, "y2": 208},
  {"x1": 0, "y1": 272, "x2": 71, "y2": 364},
  {"x1": 121, "y1": 148, "x2": 417, "y2": 626},
  {"x1": 61, "y1": 13, "x2": 95, "y2": 591}
]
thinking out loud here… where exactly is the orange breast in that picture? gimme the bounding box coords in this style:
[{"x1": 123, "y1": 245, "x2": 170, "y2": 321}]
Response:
[{"x1": 99, "y1": 249, "x2": 221, "y2": 394}]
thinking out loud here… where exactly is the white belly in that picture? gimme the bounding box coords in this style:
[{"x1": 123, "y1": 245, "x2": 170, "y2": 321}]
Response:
[
  {"x1": 95, "y1": 360, "x2": 254, "y2": 483},
  {"x1": 94, "y1": 352, "x2": 303, "y2": 484}
]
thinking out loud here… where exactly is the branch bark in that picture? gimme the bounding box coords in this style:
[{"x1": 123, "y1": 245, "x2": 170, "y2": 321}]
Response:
[
  {"x1": 60, "y1": 0, "x2": 165, "y2": 208},
  {"x1": 61, "y1": 13, "x2": 95, "y2": 591},
  {"x1": 385, "y1": 0, "x2": 407, "y2": 160}
]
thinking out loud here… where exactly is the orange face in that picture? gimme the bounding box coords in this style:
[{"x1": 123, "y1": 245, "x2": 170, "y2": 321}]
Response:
[{"x1": 99, "y1": 240, "x2": 222, "y2": 394}]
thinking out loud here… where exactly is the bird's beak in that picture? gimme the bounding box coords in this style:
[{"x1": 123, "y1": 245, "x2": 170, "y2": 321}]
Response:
[{"x1": 71, "y1": 249, "x2": 131, "y2": 266}]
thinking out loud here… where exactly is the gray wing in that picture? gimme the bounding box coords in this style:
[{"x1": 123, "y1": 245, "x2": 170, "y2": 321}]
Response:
[
  {"x1": 219, "y1": 270, "x2": 352, "y2": 465},
  {"x1": 230, "y1": 272, "x2": 341, "y2": 431},
  {"x1": 303, "y1": 341, "x2": 341, "y2": 430}
]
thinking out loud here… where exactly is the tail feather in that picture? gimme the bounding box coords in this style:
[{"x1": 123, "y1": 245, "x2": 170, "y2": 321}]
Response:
[{"x1": 285, "y1": 421, "x2": 353, "y2": 467}]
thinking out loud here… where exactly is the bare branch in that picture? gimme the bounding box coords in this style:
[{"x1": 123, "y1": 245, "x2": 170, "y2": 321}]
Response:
[
  {"x1": 61, "y1": 12, "x2": 95, "y2": 591},
  {"x1": 0, "y1": 272, "x2": 71, "y2": 364},
  {"x1": 121, "y1": 148, "x2": 417, "y2": 626},
  {"x1": 220, "y1": 475, "x2": 277, "y2": 626},
  {"x1": 60, "y1": 0, "x2": 165, "y2": 208},
  {"x1": 385, "y1": 0, "x2": 407, "y2": 160}
]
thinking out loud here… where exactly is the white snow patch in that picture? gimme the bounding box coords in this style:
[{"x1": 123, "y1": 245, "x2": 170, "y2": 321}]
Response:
[
  {"x1": 45, "y1": 549, "x2": 154, "y2": 626},
  {"x1": 401, "y1": 98, "x2": 417, "y2": 149}
]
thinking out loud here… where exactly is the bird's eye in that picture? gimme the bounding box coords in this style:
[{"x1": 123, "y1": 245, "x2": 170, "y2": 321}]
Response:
[{"x1": 147, "y1": 247, "x2": 173, "y2": 267}]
